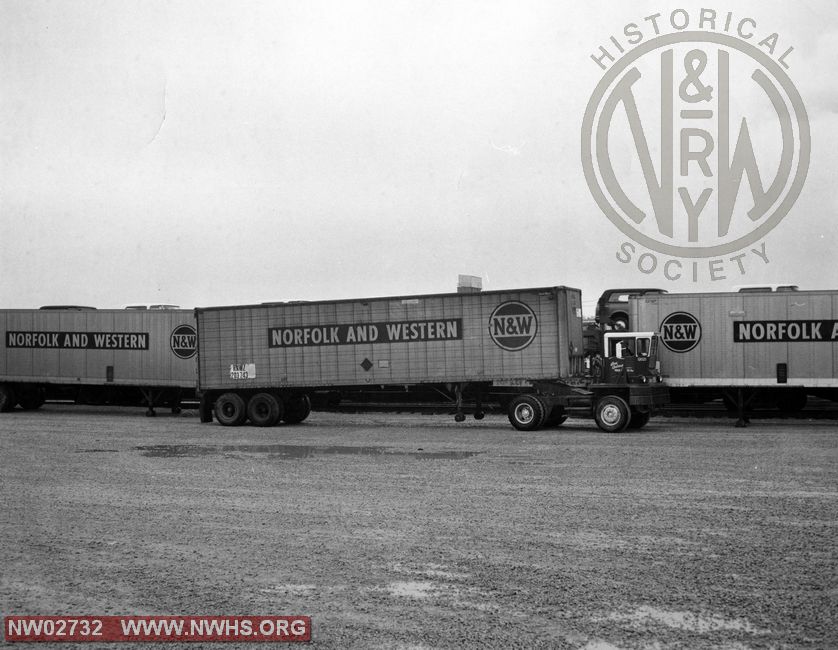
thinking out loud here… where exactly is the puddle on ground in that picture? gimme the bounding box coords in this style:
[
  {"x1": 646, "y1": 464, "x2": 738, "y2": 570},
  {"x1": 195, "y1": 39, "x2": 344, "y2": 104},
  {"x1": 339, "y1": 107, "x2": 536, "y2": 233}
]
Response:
[
  {"x1": 132, "y1": 443, "x2": 479, "y2": 461},
  {"x1": 74, "y1": 449, "x2": 120, "y2": 453}
]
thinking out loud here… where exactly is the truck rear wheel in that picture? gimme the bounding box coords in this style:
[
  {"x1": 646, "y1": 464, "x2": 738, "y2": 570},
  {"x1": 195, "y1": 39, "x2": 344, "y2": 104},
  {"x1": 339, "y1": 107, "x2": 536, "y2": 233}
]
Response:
[
  {"x1": 594, "y1": 395, "x2": 630, "y2": 433},
  {"x1": 247, "y1": 393, "x2": 282, "y2": 427},
  {"x1": 543, "y1": 406, "x2": 568, "y2": 427},
  {"x1": 283, "y1": 395, "x2": 311, "y2": 424},
  {"x1": 214, "y1": 392, "x2": 247, "y2": 426},
  {"x1": 0, "y1": 384, "x2": 16, "y2": 412},
  {"x1": 508, "y1": 395, "x2": 546, "y2": 431}
]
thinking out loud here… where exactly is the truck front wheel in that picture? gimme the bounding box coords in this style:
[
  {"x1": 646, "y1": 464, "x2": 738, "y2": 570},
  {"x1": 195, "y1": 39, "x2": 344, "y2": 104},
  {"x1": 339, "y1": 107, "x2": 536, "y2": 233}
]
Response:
[
  {"x1": 247, "y1": 393, "x2": 282, "y2": 427},
  {"x1": 214, "y1": 392, "x2": 247, "y2": 426},
  {"x1": 594, "y1": 396, "x2": 630, "y2": 433},
  {"x1": 508, "y1": 395, "x2": 546, "y2": 431}
]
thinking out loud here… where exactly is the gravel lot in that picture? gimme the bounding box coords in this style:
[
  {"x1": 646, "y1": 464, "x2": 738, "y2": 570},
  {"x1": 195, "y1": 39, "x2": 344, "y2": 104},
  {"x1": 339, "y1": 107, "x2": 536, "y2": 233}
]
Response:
[{"x1": 1, "y1": 407, "x2": 836, "y2": 649}]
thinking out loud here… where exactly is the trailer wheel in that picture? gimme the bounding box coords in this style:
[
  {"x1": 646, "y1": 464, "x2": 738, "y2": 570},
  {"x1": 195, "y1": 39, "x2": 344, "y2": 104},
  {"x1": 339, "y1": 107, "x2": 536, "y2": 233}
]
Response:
[
  {"x1": 627, "y1": 409, "x2": 650, "y2": 429},
  {"x1": 214, "y1": 392, "x2": 247, "y2": 426},
  {"x1": 508, "y1": 395, "x2": 546, "y2": 431},
  {"x1": 19, "y1": 388, "x2": 45, "y2": 411},
  {"x1": 594, "y1": 396, "x2": 630, "y2": 433},
  {"x1": 247, "y1": 393, "x2": 282, "y2": 427},
  {"x1": 776, "y1": 389, "x2": 807, "y2": 413},
  {"x1": 543, "y1": 406, "x2": 568, "y2": 427},
  {"x1": 0, "y1": 384, "x2": 16, "y2": 412},
  {"x1": 283, "y1": 395, "x2": 311, "y2": 424}
]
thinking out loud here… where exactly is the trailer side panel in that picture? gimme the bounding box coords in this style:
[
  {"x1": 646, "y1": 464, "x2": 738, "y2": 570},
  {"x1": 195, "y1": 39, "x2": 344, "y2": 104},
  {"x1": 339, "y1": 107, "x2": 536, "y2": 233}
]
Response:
[
  {"x1": 631, "y1": 291, "x2": 838, "y2": 387},
  {"x1": 0, "y1": 310, "x2": 197, "y2": 387},
  {"x1": 196, "y1": 287, "x2": 584, "y2": 391}
]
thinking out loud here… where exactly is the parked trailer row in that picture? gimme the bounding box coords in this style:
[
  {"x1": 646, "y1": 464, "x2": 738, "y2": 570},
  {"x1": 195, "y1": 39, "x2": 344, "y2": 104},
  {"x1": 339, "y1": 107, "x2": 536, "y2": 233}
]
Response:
[
  {"x1": 0, "y1": 286, "x2": 669, "y2": 432},
  {"x1": 0, "y1": 309, "x2": 197, "y2": 415},
  {"x1": 195, "y1": 286, "x2": 669, "y2": 432},
  {"x1": 629, "y1": 289, "x2": 838, "y2": 424}
]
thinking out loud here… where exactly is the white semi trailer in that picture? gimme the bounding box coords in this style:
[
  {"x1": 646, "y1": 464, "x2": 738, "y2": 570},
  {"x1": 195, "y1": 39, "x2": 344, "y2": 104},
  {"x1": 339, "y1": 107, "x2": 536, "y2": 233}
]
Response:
[
  {"x1": 0, "y1": 308, "x2": 197, "y2": 415},
  {"x1": 630, "y1": 289, "x2": 838, "y2": 423},
  {"x1": 195, "y1": 286, "x2": 669, "y2": 432}
]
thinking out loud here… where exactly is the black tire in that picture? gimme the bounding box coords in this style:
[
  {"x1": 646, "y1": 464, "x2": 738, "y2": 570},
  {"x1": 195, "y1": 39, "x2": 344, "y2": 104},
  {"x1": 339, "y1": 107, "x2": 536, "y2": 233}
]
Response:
[
  {"x1": 776, "y1": 389, "x2": 807, "y2": 413},
  {"x1": 611, "y1": 315, "x2": 629, "y2": 330},
  {"x1": 594, "y1": 395, "x2": 630, "y2": 433},
  {"x1": 247, "y1": 393, "x2": 282, "y2": 427},
  {"x1": 508, "y1": 395, "x2": 546, "y2": 431},
  {"x1": 627, "y1": 409, "x2": 650, "y2": 429},
  {"x1": 283, "y1": 395, "x2": 311, "y2": 424},
  {"x1": 0, "y1": 384, "x2": 16, "y2": 412},
  {"x1": 18, "y1": 389, "x2": 45, "y2": 411},
  {"x1": 214, "y1": 392, "x2": 247, "y2": 426},
  {"x1": 543, "y1": 406, "x2": 568, "y2": 427}
]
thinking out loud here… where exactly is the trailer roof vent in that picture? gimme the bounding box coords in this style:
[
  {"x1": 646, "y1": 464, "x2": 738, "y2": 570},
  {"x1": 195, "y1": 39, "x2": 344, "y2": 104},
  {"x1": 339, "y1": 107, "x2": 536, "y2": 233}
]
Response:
[{"x1": 457, "y1": 275, "x2": 482, "y2": 294}]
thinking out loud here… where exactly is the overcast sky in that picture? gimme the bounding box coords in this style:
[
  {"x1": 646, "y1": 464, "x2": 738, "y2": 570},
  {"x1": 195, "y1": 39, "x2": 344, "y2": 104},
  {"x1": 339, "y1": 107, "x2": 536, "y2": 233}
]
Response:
[{"x1": 2, "y1": 0, "x2": 836, "y2": 313}]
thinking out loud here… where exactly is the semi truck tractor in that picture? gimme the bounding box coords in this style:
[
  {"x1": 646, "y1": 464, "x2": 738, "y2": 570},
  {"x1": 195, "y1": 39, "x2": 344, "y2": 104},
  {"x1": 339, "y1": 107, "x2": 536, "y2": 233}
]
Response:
[
  {"x1": 0, "y1": 308, "x2": 197, "y2": 415},
  {"x1": 629, "y1": 289, "x2": 838, "y2": 423},
  {"x1": 195, "y1": 286, "x2": 668, "y2": 432}
]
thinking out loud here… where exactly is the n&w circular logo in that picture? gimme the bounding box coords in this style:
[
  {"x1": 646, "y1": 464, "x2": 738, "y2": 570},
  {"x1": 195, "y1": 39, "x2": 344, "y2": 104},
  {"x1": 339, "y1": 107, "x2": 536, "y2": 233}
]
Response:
[
  {"x1": 660, "y1": 311, "x2": 702, "y2": 352},
  {"x1": 489, "y1": 302, "x2": 538, "y2": 351},
  {"x1": 170, "y1": 324, "x2": 198, "y2": 359},
  {"x1": 582, "y1": 11, "x2": 810, "y2": 274}
]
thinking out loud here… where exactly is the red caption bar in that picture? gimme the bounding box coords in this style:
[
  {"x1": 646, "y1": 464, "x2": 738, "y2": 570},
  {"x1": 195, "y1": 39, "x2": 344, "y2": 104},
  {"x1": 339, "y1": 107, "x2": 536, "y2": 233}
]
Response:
[{"x1": 4, "y1": 616, "x2": 311, "y2": 643}]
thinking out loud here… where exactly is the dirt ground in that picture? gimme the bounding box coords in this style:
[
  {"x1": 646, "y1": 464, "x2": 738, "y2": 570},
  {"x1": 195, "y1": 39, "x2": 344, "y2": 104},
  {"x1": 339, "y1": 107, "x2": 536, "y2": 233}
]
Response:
[{"x1": 1, "y1": 406, "x2": 836, "y2": 649}]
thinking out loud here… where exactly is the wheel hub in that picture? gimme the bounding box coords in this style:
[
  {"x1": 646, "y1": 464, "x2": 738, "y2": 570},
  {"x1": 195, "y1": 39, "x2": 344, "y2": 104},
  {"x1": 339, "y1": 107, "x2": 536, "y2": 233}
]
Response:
[
  {"x1": 515, "y1": 404, "x2": 534, "y2": 424},
  {"x1": 601, "y1": 404, "x2": 621, "y2": 426}
]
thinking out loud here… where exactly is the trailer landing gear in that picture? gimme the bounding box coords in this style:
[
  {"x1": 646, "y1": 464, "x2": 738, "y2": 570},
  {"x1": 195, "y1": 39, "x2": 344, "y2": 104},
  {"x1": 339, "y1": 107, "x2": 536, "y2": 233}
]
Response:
[
  {"x1": 138, "y1": 388, "x2": 182, "y2": 417},
  {"x1": 450, "y1": 383, "x2": 485, "y2": 422},
  {"x1": 723, "y1": 389, "x2": 752, "y2": 428}
]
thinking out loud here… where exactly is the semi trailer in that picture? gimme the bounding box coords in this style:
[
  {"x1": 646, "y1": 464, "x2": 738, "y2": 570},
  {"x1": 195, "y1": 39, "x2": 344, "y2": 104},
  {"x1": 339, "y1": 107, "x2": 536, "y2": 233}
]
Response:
[
  {"x1": 629, "y1": 289, "x2": 838, "y2": 423},
  {"x1": 0, "y1": 308, "x2": 198, "y2": 415},
  {"x1": 195, "y1": 286, "x2": 669, "y2": 432}
]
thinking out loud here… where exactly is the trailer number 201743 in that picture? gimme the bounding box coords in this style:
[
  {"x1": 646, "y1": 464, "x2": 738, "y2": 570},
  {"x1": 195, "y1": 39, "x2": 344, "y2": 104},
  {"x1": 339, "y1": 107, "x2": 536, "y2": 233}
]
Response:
[{"x1": 230, "y1": 364, "x2": 256, "y2": 380}]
